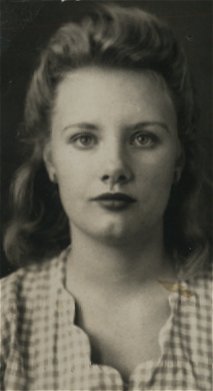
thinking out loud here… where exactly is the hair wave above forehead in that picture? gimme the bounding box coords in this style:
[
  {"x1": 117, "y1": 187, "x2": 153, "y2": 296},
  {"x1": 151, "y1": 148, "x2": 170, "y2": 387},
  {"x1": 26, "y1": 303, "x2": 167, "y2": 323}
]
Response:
[
  {"x1": 4, "y1": 3, "x2": 210, "y2": 272},
  {"x1": 24, "y1": 2, "x2": 193, "y2": 147}
]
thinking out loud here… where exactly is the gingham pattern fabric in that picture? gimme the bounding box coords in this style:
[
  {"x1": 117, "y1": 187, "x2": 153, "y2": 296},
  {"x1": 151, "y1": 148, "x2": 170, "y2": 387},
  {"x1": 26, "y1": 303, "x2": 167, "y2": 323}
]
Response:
[{"x1": 1, "y1": 248, "x2": 212, "y2": 391}]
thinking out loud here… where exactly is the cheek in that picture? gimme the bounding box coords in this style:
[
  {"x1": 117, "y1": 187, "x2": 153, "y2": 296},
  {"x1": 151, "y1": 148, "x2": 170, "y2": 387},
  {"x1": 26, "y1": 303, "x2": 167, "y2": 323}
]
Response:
[
  {"x1": 137, "y1": 151, "x2": 176, "y2": 185},
  {"x1": 155, "y1": 159, "x2": 175, "y2": 185},
  {"x1": 54, "y1": 158, "x2": 92, "y2": 209},
  {"x1": 54, "y1": 151, "x2": 98, "y2": 194},
  {"x1": 135, "y1": 153, "x2": 176, "y2": 210},
  {"x1": 56, "y1": 169, "x2": 81, "y2": 195},
  {"x1": 55, "y1": 171, "x2": 82, "y2": 220}
]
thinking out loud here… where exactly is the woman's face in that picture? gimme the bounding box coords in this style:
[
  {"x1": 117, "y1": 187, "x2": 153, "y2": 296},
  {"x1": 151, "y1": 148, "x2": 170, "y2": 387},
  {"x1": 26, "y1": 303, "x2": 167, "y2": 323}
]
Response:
[{"x1": 45, "y1": 67, "x2": 183, "y2": 245}]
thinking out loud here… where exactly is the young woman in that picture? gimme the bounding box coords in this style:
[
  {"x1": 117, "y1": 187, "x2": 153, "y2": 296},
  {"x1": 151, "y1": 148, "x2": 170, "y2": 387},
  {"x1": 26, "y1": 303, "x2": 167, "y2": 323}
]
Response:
[{"x1": 1, "y1": 3, "x2": 212, "y2": 390}]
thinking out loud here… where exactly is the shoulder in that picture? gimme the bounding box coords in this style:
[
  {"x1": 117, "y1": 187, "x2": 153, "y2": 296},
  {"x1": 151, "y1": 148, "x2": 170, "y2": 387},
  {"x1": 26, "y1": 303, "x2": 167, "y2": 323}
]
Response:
[
  {"x1": 183, "y1": 266, "x2": 212, "y2": 388},
  {"x1": 1, "y1": 250, "x2": 67, "y2": 319},
  {"x1": 0, "y1": 249, "x2": 69, "y2": 375},
  {"x1": 186, "y1": 265, "x2": 212, "y2": 303},
  {"x1": 179, "y1": 265, "x2": 212, "y2": 351}
]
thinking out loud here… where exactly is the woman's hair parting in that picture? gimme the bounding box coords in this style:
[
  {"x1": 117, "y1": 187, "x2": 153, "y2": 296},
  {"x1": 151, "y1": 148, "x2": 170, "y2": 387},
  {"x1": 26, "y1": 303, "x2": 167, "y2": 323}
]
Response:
[{"x1": 4, "y1": 2, "x2": 211, "y2": 274}]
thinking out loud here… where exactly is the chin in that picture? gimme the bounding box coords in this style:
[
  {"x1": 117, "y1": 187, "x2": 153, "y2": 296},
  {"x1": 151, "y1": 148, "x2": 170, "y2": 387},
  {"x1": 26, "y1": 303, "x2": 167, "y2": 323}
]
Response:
[
  {"x1": 88, "y1": 221, "x2": 138, "y2": 246},
  {"x1": 96, "y1": 232, "x2": 131, "y2": 246}
]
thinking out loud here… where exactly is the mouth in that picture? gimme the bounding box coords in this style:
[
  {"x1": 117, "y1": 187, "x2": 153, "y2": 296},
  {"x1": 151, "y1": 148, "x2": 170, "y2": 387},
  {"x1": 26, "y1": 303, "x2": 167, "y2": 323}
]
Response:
[{"x1": 90, "y1": 193, "x2": 136, "y2": 211}]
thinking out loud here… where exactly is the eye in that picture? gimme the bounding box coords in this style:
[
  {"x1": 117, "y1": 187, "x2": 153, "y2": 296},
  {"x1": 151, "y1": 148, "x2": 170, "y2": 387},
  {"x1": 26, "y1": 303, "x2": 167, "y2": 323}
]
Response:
[
  {"x1": 129, "y1": 132, "x2": 158, "y2": 148},
  {"x1": 69, "y1": 133, "x2": 97, "y2": 149}
]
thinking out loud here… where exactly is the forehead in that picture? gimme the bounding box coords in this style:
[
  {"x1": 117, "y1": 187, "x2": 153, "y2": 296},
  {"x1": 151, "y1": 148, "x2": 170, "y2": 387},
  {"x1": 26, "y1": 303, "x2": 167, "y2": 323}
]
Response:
[{"x1": 52, "y1": 66, "x2": 177, "y2": 129}]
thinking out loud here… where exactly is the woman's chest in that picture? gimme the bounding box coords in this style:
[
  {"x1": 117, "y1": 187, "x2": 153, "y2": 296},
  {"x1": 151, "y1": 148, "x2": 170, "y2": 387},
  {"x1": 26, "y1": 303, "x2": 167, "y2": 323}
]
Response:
[{"x1": 76, "y1": 294, "x2": 170, "y2": 381}]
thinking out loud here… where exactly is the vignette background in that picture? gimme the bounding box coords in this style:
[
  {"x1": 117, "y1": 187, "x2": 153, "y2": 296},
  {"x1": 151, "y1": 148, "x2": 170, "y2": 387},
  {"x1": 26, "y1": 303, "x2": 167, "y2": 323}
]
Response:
[{"x1": 1, "y1": 0, "x2": 212, "y2": 277}]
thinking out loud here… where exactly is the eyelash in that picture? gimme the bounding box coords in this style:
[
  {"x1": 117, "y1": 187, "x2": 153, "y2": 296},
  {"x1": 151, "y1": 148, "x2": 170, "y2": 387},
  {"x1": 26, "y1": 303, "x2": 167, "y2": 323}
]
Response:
[
  {"x1": 68, "y1": 131, "x2": 159, "y2": 149},
  {"x1": 68, "y1": 132, "x2": 97, "y2": 148},
  {"x1": 129, "y1": 131, "x2": 158, "y2": 148}
]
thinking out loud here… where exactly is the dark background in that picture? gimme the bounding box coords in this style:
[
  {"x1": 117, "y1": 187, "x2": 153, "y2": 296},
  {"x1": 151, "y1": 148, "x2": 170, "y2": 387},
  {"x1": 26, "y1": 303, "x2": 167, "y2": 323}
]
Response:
[{"x1": 1, "y1": 0, "x2": 212, "y2": 277}]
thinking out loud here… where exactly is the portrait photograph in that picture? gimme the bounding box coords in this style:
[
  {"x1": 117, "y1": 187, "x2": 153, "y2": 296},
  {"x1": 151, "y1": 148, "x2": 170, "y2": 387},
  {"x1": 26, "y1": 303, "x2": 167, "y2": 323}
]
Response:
[{"x1": 1, "y1": 1, "x2": 212, "y2": 390}]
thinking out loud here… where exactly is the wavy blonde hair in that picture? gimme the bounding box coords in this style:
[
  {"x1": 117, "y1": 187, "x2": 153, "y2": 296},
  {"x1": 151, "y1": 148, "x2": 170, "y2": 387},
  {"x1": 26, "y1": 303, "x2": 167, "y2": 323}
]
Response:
[{"x1": 4, "y1": 3, "x2": 211, "y2": 274}]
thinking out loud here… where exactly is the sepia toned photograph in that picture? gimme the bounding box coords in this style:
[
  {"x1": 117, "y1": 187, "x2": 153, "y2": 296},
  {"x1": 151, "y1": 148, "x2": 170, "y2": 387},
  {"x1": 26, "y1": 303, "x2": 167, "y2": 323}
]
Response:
[{"x1": 1, "y1": 1, "x2": 212, "y2": 390}]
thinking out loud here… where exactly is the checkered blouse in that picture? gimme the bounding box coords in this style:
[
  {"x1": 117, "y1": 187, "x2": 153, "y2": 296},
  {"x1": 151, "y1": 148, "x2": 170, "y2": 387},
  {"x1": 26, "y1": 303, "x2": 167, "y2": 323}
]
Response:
[{"x1": 1, "y1": 248, "x2": 212, "y2": 390}]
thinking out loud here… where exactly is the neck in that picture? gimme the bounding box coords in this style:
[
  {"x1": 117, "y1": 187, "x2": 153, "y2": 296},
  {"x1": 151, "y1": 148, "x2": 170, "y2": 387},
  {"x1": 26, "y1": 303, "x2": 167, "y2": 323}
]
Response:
[{"x1": 67, "y1": 224, "x2": 174, "y2": 295}]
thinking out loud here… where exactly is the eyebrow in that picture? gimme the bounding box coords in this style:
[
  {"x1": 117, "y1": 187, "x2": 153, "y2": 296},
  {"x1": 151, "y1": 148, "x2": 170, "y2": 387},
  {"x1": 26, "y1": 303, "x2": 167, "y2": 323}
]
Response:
[
  {"x1": 61, "y1": 121, "x2": 170, "y2": 134},
  {"x1": 128, "y1": 121, "x2": 170, "y2": 133},
  {"x1": 62, "y1": 123, "x2": 98, "y2": 133}
]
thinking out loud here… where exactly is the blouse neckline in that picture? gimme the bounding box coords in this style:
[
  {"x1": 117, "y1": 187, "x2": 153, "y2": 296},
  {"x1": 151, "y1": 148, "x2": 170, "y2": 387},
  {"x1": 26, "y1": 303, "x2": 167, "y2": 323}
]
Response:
[{"x1": 54, "y1": 246, "x2": 194, "y2": 385}]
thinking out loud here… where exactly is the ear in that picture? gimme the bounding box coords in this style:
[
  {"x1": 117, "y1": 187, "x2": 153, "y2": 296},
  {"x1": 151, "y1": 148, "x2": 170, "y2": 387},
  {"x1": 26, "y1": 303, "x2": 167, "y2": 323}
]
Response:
[
  {"x1": 43, "y1": 142, "x2": 57, "y2": 183},
  {"x1": 173, "y1": 146, "x2": 185, "y2": 184}
]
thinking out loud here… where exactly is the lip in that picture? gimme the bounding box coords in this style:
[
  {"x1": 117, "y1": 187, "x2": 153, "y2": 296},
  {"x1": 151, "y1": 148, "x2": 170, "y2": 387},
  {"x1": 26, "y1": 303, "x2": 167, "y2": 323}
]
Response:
[
  {"x1": 90, "y1": 193, "x2": 136, "y2": 211},
  {"x1": 91, "y1": 193, "x2": 136, "y2": 202}
]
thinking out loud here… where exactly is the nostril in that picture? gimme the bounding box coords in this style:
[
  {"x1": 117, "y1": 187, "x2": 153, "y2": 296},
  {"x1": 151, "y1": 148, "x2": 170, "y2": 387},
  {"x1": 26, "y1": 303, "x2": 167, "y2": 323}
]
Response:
[
  {"x1": 101, "y1": 173, "x2": 128, "y2": 183},
  {"x1": 102, "y1": 174, "x2": 110, "y2": 181},
  {"x1": 119, "y1": 174, "x2": 126, "y2": 181}
]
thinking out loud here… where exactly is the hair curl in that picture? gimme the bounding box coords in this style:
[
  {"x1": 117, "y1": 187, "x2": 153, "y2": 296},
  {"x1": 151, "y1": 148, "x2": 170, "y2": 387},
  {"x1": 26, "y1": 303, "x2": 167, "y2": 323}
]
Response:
[{"x1": 4, "y1": 3, "x2": 211, "y2": 274}]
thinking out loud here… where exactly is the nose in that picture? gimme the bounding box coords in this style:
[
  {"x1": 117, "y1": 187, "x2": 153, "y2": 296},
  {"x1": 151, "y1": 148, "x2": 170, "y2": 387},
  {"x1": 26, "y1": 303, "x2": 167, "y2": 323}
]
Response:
[{"x1": 100, "y1": 145, "x2": 133, "y2": 187}]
